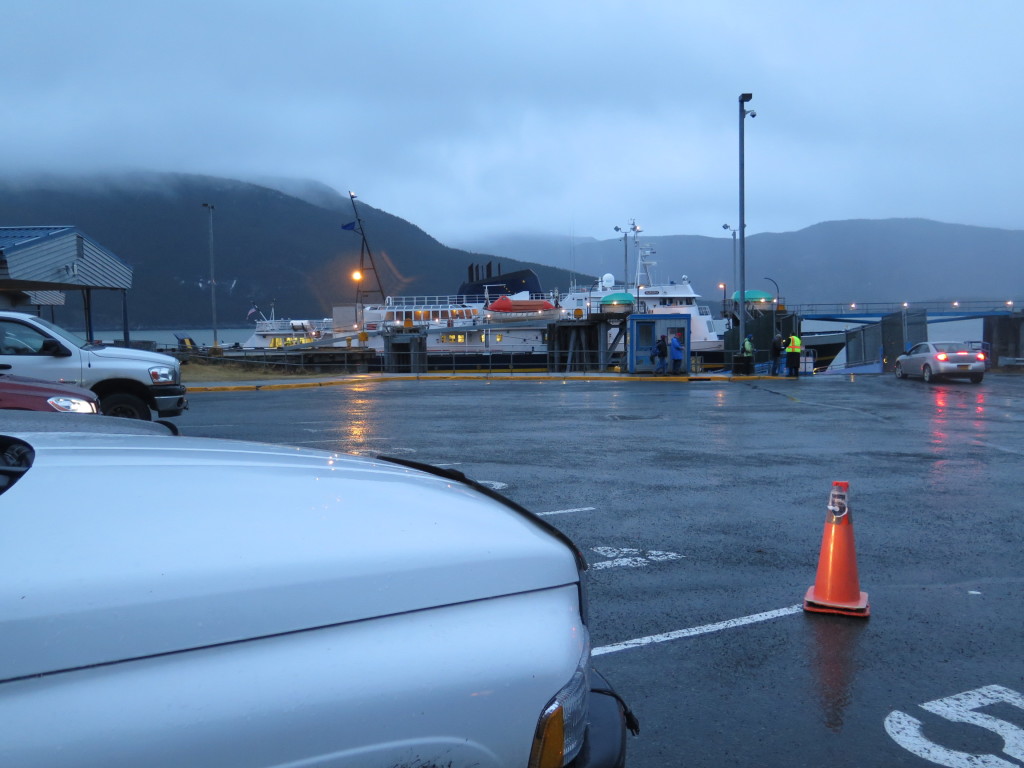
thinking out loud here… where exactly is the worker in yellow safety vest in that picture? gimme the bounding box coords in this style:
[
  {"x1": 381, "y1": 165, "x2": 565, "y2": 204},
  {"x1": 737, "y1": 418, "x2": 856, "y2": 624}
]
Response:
[{"x1": 785, "y1": 333, "x2": 802, "y2": 377}]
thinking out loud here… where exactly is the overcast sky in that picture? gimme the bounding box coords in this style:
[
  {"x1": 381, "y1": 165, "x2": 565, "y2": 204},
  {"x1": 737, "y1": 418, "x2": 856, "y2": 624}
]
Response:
[{"x1": 5, "y1": 1, "x2": 1022, "y2": 244}]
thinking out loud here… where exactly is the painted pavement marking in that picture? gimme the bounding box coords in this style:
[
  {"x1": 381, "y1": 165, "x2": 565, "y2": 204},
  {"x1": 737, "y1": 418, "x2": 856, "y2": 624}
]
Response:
[
  {"x1": 593, "y1": 604, "x2": 803, "y2": 656},
  {"x1": 538, "y1": 507, "x2": 596, "y2": 517},
  {"x1": 885, "y1": 684, "x2": 1024, "y2": 766},
  {"x1": 589, "y1": 546, "x2": 685, "y2": 570}
]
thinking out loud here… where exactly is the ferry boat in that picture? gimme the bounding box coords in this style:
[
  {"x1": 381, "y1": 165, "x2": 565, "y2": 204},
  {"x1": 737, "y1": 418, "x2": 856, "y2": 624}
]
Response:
[
  {"x1": 242, "y1": 311, "x2": 334, "y2": 349},
  {"x1": 557, "y1": 246, "x2": 726, "y2": 358}
]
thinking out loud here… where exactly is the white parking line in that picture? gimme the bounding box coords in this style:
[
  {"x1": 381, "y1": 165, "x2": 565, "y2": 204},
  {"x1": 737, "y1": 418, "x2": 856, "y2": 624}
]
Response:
[
  {"x1": 538, "y1": 507, "x2": 596, "y2": 517},
  {"x1": 593, "y1": 604, "x2": 804, "y2": 656}
]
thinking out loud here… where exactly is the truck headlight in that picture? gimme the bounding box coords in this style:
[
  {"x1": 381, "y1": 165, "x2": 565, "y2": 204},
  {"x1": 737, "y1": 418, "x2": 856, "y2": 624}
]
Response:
[
  {"x1": 149, "y1": 365, "x2": 178, "y2": 384},
  {"x1": 529, "y1": 633, "x2": 591, "y2": 768},
  {"x1": 47, "y1": 396, "x2": 98, "y2": 414}
]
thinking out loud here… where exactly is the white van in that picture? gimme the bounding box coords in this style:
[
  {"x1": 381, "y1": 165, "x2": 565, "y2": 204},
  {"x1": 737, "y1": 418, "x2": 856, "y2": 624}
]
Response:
[
  {"x1": 0, "y1": 420, "x2": 635, "y2": 767},
  {"x1": 0, "y1": 311, "x2": 186, "y2": 419}
]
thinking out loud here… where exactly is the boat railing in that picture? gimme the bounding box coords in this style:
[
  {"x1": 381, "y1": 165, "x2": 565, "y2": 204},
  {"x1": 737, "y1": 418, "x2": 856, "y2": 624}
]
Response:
[
  {"x1": 254, "y1": 318, "x2": 333, "y2": 333},
  {"x1": 380, "y1": 293, "x2": 553, "y2": 308}
]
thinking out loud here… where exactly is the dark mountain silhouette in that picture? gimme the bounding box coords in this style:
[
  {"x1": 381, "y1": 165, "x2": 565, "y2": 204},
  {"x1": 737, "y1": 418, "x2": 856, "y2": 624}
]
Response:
[
  {"x1": 0, "y1": 172, "x2": 584, "y2": 329},
  {"x1": 3, "y1": 172, "x2": 1020, "y2": 332},
  {"x1": 456, "y1": 219, "x2": 1024, "y2": 304}
]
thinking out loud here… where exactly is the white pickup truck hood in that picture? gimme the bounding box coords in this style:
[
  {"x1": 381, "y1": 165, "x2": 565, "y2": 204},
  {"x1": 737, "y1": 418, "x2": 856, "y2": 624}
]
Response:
[
  {"x1": 0, "y1": 434, "x2": 581, "y2": 681},
  {"x1": 86, "y1": 344, "x2": 179, "y2": 366}
]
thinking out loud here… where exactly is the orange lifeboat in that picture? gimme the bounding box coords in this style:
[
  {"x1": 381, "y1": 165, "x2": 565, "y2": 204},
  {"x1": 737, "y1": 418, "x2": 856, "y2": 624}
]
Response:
[{"x1": 486, "y1": 295, "x2": 556, "y2": 313}]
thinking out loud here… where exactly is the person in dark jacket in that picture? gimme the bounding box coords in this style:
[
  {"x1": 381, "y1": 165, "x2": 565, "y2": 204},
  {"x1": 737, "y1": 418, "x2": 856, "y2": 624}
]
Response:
[
  {"x1": 653, "y1": 335, "x2": 668, "y2": 375},
  {"x1": 769, "y1": 333, "x2": 784, "y2": 376}
]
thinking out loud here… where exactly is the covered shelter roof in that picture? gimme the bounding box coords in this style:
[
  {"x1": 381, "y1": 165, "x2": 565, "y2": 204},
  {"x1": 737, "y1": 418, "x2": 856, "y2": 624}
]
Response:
[
  {"x1": 1, "y1": 226, "x2": 134, "y2": 341},
  {"x1": 0, "y1": 226, "x2": 132, "y2": 294}
]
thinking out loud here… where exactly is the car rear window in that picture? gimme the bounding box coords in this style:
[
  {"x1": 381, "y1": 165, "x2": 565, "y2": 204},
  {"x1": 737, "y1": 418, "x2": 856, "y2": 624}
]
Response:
[{"x1": 933, "y1": 343, "x2": 970, "y2": 353}]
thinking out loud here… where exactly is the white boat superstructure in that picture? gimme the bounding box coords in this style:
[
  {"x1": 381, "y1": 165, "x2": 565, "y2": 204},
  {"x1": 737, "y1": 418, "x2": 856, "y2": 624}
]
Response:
[
  {"x1": 243, "y1": 317, "x2": 334, "y2": 348},
  {"x1": 361, "y1": 290, "x2": 561, "y2": 333},
  {"x1": 557, "y1": 247, "x2": 725, "y2": 352}
]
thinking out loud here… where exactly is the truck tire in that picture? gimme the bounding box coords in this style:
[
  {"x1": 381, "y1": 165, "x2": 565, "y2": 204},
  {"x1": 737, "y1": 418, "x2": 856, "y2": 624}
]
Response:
[{"x1": 101, "y1": 393, "x2": 152, "y2": 420}]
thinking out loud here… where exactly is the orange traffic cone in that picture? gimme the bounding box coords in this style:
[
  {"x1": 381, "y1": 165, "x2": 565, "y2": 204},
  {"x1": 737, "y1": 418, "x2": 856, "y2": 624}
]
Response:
[{"x1": 804, "y1": 481, "x2": 870, "y2": 617}]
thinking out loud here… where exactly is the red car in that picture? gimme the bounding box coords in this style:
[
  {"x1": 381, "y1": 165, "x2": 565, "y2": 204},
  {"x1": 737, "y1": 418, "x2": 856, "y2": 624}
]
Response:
[{"x1": 0, "y1": 366, "x2": 99, "y2": 413}]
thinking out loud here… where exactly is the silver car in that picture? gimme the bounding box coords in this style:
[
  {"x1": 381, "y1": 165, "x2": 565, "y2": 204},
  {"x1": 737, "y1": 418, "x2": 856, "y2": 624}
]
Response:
[
  {"x1": 0, "y1": 422, "x2": 635, "y2": 767},
  {"x1": 894, "y1": 341, "x2": 986, "y2": 383}
]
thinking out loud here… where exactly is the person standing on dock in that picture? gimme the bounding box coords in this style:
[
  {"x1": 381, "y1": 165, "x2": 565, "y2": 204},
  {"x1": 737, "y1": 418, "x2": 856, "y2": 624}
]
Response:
[
  {"x1": 654, "y1": 335, "x2": 668, "y2": 375},
  {"x1": 769, "y1": 332, "x2": 784, "y2": 376},
  {"x1": 740, "y1": 334, "x2": 755, "y2": 375},
  {"x1": 670, "y1": 332, "x2": 684, "y2": 375},
  {"x1": 785, "y1": 332, "x2": 802, "y2": 377}
]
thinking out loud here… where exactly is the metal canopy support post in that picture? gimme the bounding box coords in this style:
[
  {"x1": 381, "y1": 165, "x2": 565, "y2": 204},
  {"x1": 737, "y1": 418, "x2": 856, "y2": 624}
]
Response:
[
  {"x1": 82, "y1": 288, "x2": 93, "y2": 342},
  {"x1": 121, "y1": 289, "x2": 130, "y2": 346}
]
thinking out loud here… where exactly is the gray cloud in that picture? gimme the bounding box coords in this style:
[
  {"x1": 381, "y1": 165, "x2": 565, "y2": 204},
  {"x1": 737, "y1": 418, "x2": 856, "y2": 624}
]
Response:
[{"x1": 4, "y1": 0, "x2": 1022, "y2": 243}]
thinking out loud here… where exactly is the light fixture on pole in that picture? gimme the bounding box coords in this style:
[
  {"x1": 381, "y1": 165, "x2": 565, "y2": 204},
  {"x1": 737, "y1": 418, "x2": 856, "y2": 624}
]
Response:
[
  {"x1": 352, "y1": 269, "x2": 364, "y2": 330},
  {"x1": 614, "y1": 219, "x2": 641, "y2": 291},
  {"x1": 738, "y1": 92, "x2": 755, "y2": 353},
  {"x1": 201, "y1": 202, "x2": 218, "y2": 349},
  {"x1": 764, "y1": 276, "x2": 780, "y2": 333}
]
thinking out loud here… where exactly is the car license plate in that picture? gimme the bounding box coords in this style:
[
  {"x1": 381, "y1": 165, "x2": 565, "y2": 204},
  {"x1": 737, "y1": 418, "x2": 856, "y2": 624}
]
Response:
[{"x1": 957, "y1": 364, "x2": 969, "y2": 370}]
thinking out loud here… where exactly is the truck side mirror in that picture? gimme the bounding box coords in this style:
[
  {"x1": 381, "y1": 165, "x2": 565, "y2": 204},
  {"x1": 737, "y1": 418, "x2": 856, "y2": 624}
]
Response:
[{"x1": 40, "y1": 338, "x2": 73, "y2": 357}]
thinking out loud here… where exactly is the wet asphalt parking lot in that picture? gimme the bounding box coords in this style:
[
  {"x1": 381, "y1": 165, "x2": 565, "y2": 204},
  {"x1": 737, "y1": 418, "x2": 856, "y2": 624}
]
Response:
[{"x1": 177, "y1": 372, "x2": 1024, "y2": 767}]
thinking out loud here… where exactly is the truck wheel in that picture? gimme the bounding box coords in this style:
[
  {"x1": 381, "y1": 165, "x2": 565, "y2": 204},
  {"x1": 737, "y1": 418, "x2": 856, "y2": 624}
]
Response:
[{"x1": 101, "y1": 393, "x2": 152, "y2": 420}]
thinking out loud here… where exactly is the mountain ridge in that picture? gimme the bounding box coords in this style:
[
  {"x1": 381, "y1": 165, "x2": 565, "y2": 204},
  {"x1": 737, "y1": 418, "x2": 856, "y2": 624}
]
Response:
[
  {"x1": 2, "y1": 172, "x2": 1021, "y2": 330},
  {"x1": 0, "y1": 172, "x2": 582, "y2": 329},
  {"x1": 454, "y1": 218, "x2": 1024, "y2": 305}
]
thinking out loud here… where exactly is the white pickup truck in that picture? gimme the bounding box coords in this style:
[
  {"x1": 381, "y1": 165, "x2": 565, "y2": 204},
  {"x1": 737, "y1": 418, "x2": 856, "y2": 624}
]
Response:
[
  {"x1": 0, "y1": 311, "x2": 186, "y2": 420},
  {"x1": 0, "y1": 416, "x2": 636, "y2": 767}
]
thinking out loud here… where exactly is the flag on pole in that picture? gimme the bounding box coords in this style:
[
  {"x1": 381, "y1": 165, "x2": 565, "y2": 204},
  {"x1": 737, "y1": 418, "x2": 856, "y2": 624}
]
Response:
[
  {"x1": 342, "y1": 221, "x2": 357, "y2": 230},
  {"x1": 246, "y1": 304, "x2": 259, "y2": 320}
]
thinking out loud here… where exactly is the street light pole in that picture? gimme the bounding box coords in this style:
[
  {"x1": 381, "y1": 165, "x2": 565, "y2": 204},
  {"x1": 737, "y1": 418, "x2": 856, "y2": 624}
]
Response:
[
  {"x1": 201, "y1": 202, "x2": 218, "y2": 349},
  {"x1": 764, "y1": 276, "x2": 780, "y2": 334},
  {"x1": 738, "y1": 92, "x2": 754, "y2": 353}
]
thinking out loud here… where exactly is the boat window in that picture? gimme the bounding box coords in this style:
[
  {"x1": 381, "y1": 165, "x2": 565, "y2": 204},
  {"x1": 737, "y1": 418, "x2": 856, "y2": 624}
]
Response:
[
  {"x1": 495, "y1": 333, "x2": 503, "y2": 342},
  {"x1": 440, "y1": 310, "x2": 449, "y2": 319},
  {"x1": 385, "y1": 312, "x2": 395, "y2": 321},
  {"x1": 479, "y1": 333, "x2": 486, "y2": 344}
]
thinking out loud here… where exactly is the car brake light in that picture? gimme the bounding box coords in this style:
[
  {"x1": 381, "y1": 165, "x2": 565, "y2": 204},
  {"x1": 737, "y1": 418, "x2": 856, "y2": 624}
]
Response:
[
  {"x1": 977, "y1": 352, "x2": 986, "y2": 361},
  {"x1": 936, "y1": 353, "x2": 948, "y2": 362}
]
